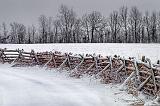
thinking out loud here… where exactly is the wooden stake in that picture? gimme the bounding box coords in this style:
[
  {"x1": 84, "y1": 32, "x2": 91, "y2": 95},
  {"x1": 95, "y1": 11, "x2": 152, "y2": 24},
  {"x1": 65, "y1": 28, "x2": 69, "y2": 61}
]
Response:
[
  {"x1": 117, "y1": 64, "x2": 124, "y2": 73},
  {"x1": 74, "y1": 55, "x2": 84, "y2": 70},
  {"x1": 121, "y1": 71, "x2": 135, "y2": 89},
  {"x1": 66, "y1": 54, "x2": 71, "y2": 69},
  {"x1": 133, "y1": 59, "x2": 140, "y2": 83},
  {"x1": 94, "y1": 56, "x2": 99, "y2": 72},
  {"x1": 137, "y1": 75, "x2": 151, "y2": 91},
  {"x1": 147, "y1": 58, "x2": 157, "y2": 93},
  {"x1": 109, "y1": 56, "x2": 113, "y2": 70},
  {"x1": 96, "y1": 63, "x2": 110, "y2": 77},
  {"x1": 86, "y1": 63, "x2": 95, "y2": 71},
  {"x1": 58, "y1": 58, "x2": 68, "y2": 70},
  {"x1": 44, "y1": 54, "x2": 53, "y2": 67},
  {"x1": 52, "y1": 53, "x2": 57, "y2": 67}
]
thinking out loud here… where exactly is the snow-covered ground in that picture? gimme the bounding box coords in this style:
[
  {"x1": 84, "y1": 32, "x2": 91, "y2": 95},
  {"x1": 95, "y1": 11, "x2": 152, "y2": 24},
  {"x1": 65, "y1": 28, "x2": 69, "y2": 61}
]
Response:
[
  {"x1": 0, "y1": 64, "x2": 140, "y2": 106},
  {"x1": 0, "y1": 43, "x2": 160, "y2": 63},
  {"x1": 0, "y1": 43, "x2": 159, "y2": 106}
]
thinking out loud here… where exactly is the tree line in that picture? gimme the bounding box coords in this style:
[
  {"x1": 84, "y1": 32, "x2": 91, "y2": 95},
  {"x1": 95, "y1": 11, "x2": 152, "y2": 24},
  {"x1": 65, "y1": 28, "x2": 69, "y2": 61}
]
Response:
[{"x1": 0, "y1": 5, "x2": 160, "y2": 44}]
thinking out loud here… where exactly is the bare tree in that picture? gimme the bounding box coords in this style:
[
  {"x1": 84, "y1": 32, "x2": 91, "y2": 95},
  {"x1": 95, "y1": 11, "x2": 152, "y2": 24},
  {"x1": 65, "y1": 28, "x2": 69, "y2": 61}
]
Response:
[
  {"x1": 58, "y1": 4, "x2": 77, "y2": 43},
  {"x1": 1, "y1": 5, "x2": 160, "y2": 43},
  {"x1": 47, "y1": 17, "x2": 54, "y2": 43},
  {"x1": 82, "y1": 14, "x2": 90, "y2": 42},
  {"x1": 157, "y1": 12, "x2": 160, "y2": 42},
  {"x1": 73, "y1": 18, "x2": 83, "y2": 43},
  {"x1": 27, "y1": 27, "x2": 32, "y2": 44},
  {"x1": 82, "y1": 11, "x2": 105, "y2": 43},
  {"x1": 1, "y1": 22, "x2": 9, "y2": 43},
  {"x1": 17, "y1": 24, "x2": 26, "y2": 44},
  {"x1": 150, "y1": 12, "x2": 158, "y2": 43},
  {"x1": 10, "y1": 22, "x2": 26, "y2": 44},
  {"x1": 52, "y1": 19, "x2": 60, "y2": 43},
  {"x1": 109, "y1": 11, "x2": 120, "y2": 43},
  {"x1": 119, "y1": 6, "x2": 128, "y2": 42},
  {"x1": 31, "y1": 25, "x2": 36, "y2": 43},
  {"x1": 144, "y1": 11, "x2": 151, "y2": 43},
  {"x1": 39, "y1": 15, "x2": 48, "y2": 43},
  {"x1": 129, "y1": 7, "x2": 142, "y2": 43}
]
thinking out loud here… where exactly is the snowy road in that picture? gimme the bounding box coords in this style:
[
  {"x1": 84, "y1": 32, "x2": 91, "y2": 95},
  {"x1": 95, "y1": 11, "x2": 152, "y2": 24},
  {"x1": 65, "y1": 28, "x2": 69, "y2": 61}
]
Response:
[{"x1": 0, "y1": 64, "x2": 137, "y2": 106}]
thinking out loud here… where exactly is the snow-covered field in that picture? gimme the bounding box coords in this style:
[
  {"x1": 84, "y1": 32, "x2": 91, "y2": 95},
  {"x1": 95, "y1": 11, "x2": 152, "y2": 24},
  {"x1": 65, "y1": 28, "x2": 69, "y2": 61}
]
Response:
[
  {"x1": 0, "y1": 43, "x2": 160, "y2": 63},
  {"x1": 0, "y1": 64, "x2": 140, "y2": 106},
  {"x1": 0, "y1": 43, "x2": 160, "y2": 106}
]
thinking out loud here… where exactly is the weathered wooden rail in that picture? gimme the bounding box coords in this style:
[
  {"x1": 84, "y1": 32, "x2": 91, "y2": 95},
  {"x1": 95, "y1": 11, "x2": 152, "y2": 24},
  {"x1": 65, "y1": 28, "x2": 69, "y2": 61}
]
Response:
[{"x1": 0, "y1": 48, "x2": 160, "y2": 98}]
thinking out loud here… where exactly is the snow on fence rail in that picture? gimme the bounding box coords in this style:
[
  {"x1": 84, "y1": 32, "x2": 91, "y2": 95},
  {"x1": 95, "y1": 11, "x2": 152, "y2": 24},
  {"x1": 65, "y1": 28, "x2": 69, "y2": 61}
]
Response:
[{"x1": 0, "y1": 48, "x2": 160, "y2": 98}]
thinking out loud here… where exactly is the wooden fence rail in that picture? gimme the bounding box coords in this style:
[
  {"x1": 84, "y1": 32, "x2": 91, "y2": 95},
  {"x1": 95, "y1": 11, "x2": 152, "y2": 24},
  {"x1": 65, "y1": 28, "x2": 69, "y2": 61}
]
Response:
[{"x1": 0, "y1": 48, "x2": 160, "y2": 97}]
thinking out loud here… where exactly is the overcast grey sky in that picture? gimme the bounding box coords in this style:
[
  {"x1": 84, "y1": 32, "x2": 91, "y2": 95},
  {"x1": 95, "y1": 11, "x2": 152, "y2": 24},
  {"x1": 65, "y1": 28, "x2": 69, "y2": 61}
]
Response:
[{"x1": 0, "y1": 0, "x2": 160, "y2": 25}]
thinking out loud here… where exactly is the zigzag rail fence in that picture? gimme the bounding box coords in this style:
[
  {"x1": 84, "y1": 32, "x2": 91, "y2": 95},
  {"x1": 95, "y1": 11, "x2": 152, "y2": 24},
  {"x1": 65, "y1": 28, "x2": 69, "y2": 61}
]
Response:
[{"x1": 0, "y1": 48, "x2": 160, "y2": 99}]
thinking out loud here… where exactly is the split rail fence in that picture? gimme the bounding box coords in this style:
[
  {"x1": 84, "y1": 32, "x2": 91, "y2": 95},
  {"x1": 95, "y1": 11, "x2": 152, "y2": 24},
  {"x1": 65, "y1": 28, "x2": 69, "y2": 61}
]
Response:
[{"x1": 0, "y1": 48, "x2": 160, "y2": 97}]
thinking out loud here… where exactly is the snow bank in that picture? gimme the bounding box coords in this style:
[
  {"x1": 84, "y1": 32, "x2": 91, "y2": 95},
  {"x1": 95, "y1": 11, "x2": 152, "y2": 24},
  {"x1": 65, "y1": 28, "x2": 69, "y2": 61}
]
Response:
[{"x1": 0, "y1": 64, "x2": 140, "y2": 106}]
